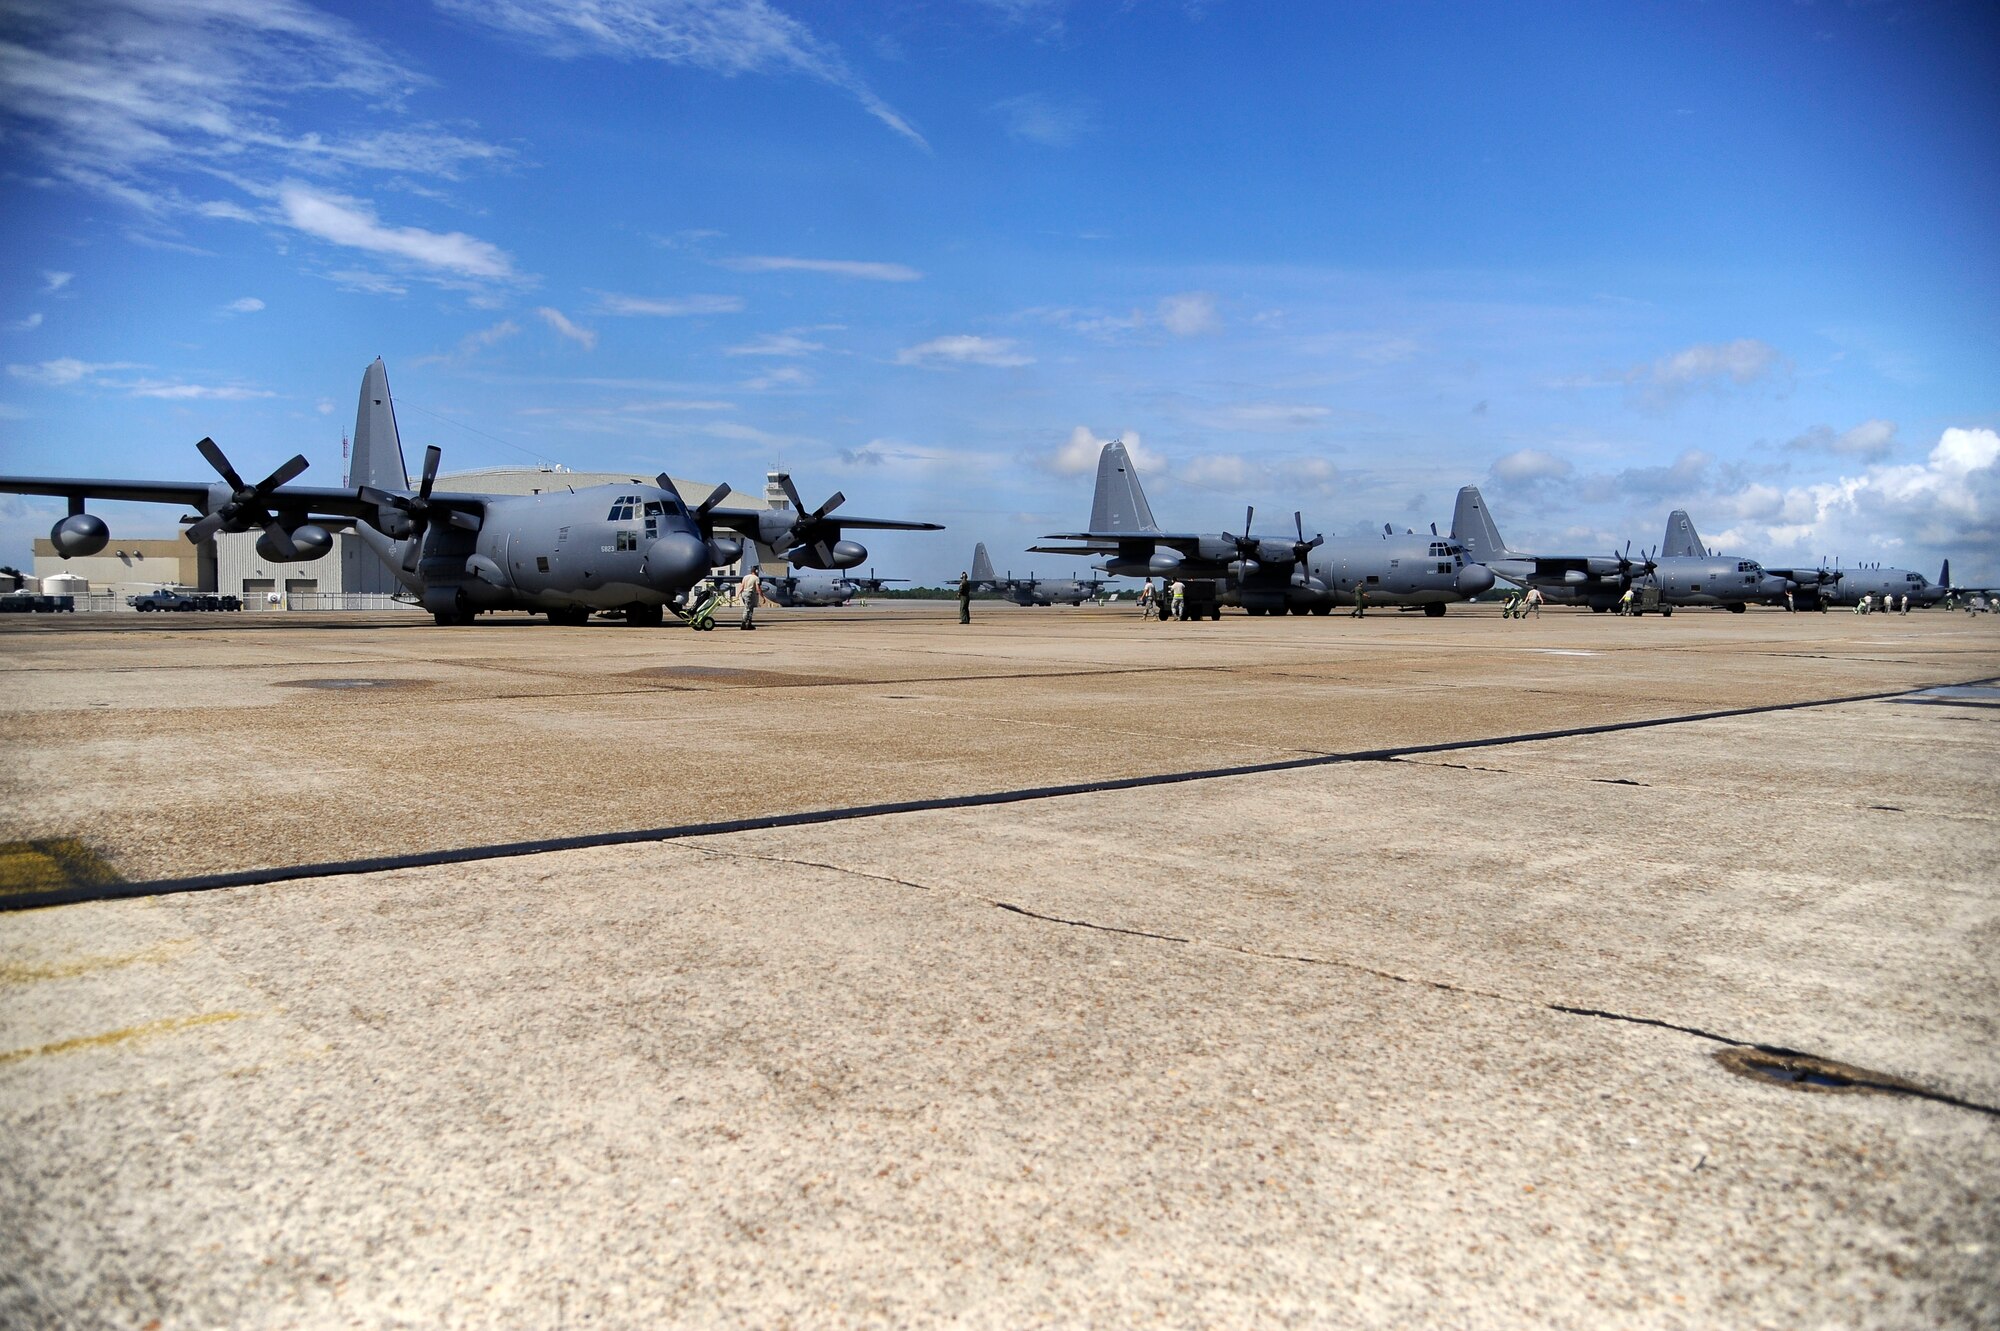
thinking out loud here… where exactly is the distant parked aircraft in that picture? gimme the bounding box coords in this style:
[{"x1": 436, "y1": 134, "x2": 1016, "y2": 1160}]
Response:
[{"x1": 969, "y1": 543, "x2": 1108, "y2": 605}]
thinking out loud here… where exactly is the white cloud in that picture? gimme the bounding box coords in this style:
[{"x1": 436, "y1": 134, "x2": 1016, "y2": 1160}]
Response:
[
  {"x1": 896, "y1": 335, "x2": 1033, "y2": 368},
  {"x1": 278, "y1": 185, "x2": 516, "y2": 280},
  {"x1": 1708, "y1": 427, "x2": 2000, "y2": 578},
  {"x1": 7, "y1": 314, "x2": 44, "y2": 332},
  {"x1": 1787, "y1": 419, "x2": 1896, "y2": 461},
  {"x1": 437, "y1": 0, "x2": 928, "y2": 147},
  {"x1": 1157, "y1": 291, "x2": 1220, "y2": 337},
  {"x1": 123, "y1": 379, "x2": 276, "y2": 400},
  {"x1": 5, "y1": 358, "x2": 270, "y2": 399},
  {"x1": 412, "y1": 319, "x2": 521, "y2": 367},
  {"x1": 42, "y1": 271, "x2": 72, "y2": 294},
  {"x1": 1187, "y1": 403, "x2": 1331, "y2": 432},
  {"x1": 1491, "y1": 448, "x2": 1574, "y2": 484},
  {"x1": 992, "y1": 92, "x2": 1093, "y2": 147},
  {"x1": 0, "y1": 0, "x2": 507, "y2": 222},
  {"x1": 595, "y1": 292, "x2": 746, "y2": 317},
  {"x1": 1626, "y1": 338, "x2": 1789, "y2": 410},
  {"x1": 222, "y1": 297, "x2": 265, "y2": 314},
  {"x1": 723, "y1": 256, "x2": 921, "y2": 282},
  {"x1": 1044, "y1": 426, "x2": 1159, "y2": 477},
  {"x1": 7, "y1": 358, "x2": 140, "y2": 386},
  {"x1": 726, "y1": 331, "x2": 826, "y2": 357},
  {"x1": 743, "y1": 365, "x2": 812, "y2": 390},
  {"x1": 536, "y1": 306, "x2": 598, "y2": 350}
]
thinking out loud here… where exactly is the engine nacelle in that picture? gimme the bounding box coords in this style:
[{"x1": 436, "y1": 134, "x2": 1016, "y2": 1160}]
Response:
[
  {"x1": 706, "y1": 535, "x2": 743, "y2": 567},
  {"x1": 256, "y1": 523, "x2": 334, "y2": 563},
  {"x1": 1147, "y1": 550, "x2": 1185, "y2": 576},
  {"x1": 1228, "y1": 559, "x2": 1262, "y2": 580},
  {"x1": 50, "y1": 512, "x2": 111, "y2": 558},
  {"x1": 1193, "y1": 536, "x2": 1238, "y2": 563},
  {"x1": 788, "y1": 539, "x2": 867, "y2": 570}
]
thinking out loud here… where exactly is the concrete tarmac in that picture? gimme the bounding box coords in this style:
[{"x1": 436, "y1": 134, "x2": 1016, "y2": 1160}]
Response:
[{"x1": 3, "y1": 604, "x2": 1997, "y2": 1328}]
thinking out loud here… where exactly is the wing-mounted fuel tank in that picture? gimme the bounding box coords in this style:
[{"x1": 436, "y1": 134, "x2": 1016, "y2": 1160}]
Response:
[{"x1": 49, "y1": 510, "x2": 110, "y2": 557}]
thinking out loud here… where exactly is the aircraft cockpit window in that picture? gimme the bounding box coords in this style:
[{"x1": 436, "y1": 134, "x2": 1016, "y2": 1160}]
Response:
[{"x1": 607, "y1": 495, "x2": 643, "y2": 522}]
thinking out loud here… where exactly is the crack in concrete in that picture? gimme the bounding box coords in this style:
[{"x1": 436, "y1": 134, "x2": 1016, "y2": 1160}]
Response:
[{"x1": 683, "y1": 845, "x2": 2000, "y2": 1121}]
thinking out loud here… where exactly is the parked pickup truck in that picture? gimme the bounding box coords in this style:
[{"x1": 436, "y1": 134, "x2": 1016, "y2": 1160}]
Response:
[{"x1": 127, "y1": 589, "x2": 242, "y2": 612}]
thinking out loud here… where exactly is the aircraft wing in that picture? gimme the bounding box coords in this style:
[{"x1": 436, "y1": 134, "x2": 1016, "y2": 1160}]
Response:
[
  {"x1": 0, "y1": 475, "x2": 216, "y2": 507},
  {"x1": 0, "y1": 475, "x2": 485, "y2": 525},
  {"x1": 704, "y1": 505, "x2": 943, "y2": 535}
]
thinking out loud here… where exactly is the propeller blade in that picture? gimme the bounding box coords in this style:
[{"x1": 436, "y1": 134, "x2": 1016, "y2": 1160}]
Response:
[
  {"x1": 256, "y1": 454, "x2": 310, "y2": 495},
  {"x1": 184, "y1": 511, "x2": 226, "y2": 545},
  {"x1": 653, "y1": 472, "x2": 688, "y2": 506},
  {"x1": 417, "y1": 445, "x2": 440, "y2": 501},
  {"x1": 693, "y1": 482, "x2": 730, "y2": 518},
  {"x1": 812, "y1": 490, "x2": 846, "y2": 522},
  {"x1": 777, "y1": 473, "x2": 807, "y2": 514},
  {"x1": 446, "y1": 509, "x2": 482, "y2": 531},
  {"x1": 401, "y1": 534, "x2": 423, "y2": 573},
  {"x1": 261, "y1": 519, "x2": 298, "y2": 561},
  {"x1": 197, "y1": 438, "x2": 246, "y2": 492},
  {"x1": 1295, "y1": 512, "x2": 1306, "y2": 543}
]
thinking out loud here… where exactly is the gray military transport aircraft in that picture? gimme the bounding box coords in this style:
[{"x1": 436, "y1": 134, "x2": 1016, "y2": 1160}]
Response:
[
  {"x1": 969, "y1": 543, "x2": 1108, "y2": 606},
  {"x1": 1031, "y1": 441, "x2": 1492, "y2": 617},
  {"x1": 1450, "y1": 486, "x2": 1657, "y2": 611},
  {"x1": 1, "y1": 359, "x2": 942, "y2": 626},
  {"x1": 757, "y1": 569, "x2": 908, "y2": 607}
]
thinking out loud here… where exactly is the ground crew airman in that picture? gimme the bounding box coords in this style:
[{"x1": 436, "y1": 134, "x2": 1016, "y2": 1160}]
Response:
[
  {"x1": 1524, "y1": 587, "x2": 1543, "y2": 617},
  {"x1": 1620, "y1": 587, "x2": 1635, "y2": 616},
  {"x1": 1170, "y1": 580, "x2": 1186, "y2": 621},
  {"x1": 1137, "y1": 579, "x2": 1155, "y2": 615},
  {"x1": 1350, "y1": 585, "x2": 1367, "y2": 618},
  {"x1": 738, "y1": 566, "x2": 763, "y2": 630},
  {"x1": 958, "y1": 571, "x2": 972, "y2": 624}
]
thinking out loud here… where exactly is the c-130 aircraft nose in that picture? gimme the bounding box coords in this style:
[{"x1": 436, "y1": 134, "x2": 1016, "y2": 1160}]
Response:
[
  {"x1": 643, "y1": 531, "x2": 711, "y2": 590},
  {"x1": 1457, "y1": 563, "x2": 1496, "y2": 595}
]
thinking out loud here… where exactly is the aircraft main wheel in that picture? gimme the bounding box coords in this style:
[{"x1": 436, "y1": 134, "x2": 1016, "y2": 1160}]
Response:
[
  {"x1": 1312, "y1": 605, "x2": 1332, "y2": 615},
  {"x1": 1661, "y1": 606, "x2": 1673, "y2": 617},
  {"x1": 1424, "y1": 603, "x2": 1446, "y2": 617},
  {"x1": 627, "y1": 604, "x2": 664, "y2": 627},
  {"x1": 548, "y1": 606, "x2": 589, "y2": 626},
  {"x1": 1727, "y1": 602, "x2": 1747, "y2": 614}
]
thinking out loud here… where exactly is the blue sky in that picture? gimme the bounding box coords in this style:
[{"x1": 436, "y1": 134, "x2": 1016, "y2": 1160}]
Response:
[{"x1": 4, "y1": 0, "x2": 1998, "y2": 584}]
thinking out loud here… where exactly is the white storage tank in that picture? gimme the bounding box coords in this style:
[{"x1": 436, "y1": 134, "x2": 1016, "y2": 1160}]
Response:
[{"x1": 41, "y1": 572, "x2": 89, "y2": 596}]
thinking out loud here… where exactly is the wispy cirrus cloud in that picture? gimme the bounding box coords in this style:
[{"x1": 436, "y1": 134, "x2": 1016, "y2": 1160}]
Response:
[
  {"x1": 727, "y1": 330, "x2": 829, "y2": 357},
  {"x1": 991, "y1": 92, "x2": 1094, "y2": 147},
  {"x1": 6, "y1": 357, "x2": 271, "y2": 399},
  {"x1": 0, "y1": 1, "x2": 507, "y2": 205},
  {"x1": 896, "y1": 335, "x2": 1033, "y2": 368},
  {"x1": 437, "y1": 0, "x2": 928, "y2": 148},
  {"x1": 221, "y1": 297, "x2": 264, "y2": 315},
  {"x1": 1626, "y1": 338, "x2": 1790, "y2": 410},
  {"x1": 278, "y1": 184, "x2": 517, "y2": 280},
  {"x1": 536, "y1": 307, "x2": 598, "y2": 350},
  {"x1": 594, "y1": 292, "x2": 746, "y2": 317},
  {"x1": 722, "y1": 256, "x2": 922, "y2": 282}
]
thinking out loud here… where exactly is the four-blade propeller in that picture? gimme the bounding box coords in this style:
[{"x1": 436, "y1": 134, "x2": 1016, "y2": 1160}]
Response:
[{"x1": 184, "y1": 438, "x2": 310, "y2": 553}]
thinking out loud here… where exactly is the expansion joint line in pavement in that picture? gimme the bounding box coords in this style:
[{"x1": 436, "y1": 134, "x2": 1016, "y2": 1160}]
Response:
[
  {"x1": 5, "y1": 675, "x2": 1992, "y2": 919},
  {"x1": 684, "y1": 845, "x2": 2000, "y2": 1121}
]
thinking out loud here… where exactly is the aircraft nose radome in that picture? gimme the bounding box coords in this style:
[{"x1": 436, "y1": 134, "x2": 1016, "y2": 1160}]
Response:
[
  {"x1": 644, "y1": 532, "x2": 710, "y2": 589},
  {"x1": 1458, "y1": 563, "x2": 1495, "y2": 595}
]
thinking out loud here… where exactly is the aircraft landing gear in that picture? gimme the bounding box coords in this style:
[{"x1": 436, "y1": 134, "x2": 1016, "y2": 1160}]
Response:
[
  {"x1": 432, "y1": 610, "x2": 476, "y2": 626},
  {"x1": 626, "y1": 604, "x2": 664, "y2": 627},
  {"x1": 547, "y1": 605, "x2": 590, "y2": 626},
  {"x1": 1423, "y1": 603, "x2": 1446, "y2": 617}
]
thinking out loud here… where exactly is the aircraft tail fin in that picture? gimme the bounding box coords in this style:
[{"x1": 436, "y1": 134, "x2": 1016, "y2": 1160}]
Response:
[
  {"x1": 1940, "y1": 558, "x2": 1951, "y2": 589},
  {"x1": 1663, "y1": 509, "x2": 1705, "y2": 559},
  {"x1": 349, "y1": 358, "x2": 412, "y2": 492},
  {"x1": 971, "y1": 542, "x2": 997, "y2": 584},
  {"x1": 1088, "y1": 440, "x2": 1160, "y2": 534},
  {"x1": 1450, "y1": 486, "x2": 1510, "y2": 562}
]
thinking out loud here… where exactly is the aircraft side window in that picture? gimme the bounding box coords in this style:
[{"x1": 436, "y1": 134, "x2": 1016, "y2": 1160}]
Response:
[
  {"x1": 537, "y1": 556, "x2": 550, "y2": 573},
  {"x1": 615, "y1": 531, "x2": 638, "y2": 552},
  {"x1": 1437, "y1": 562, "x2": 1450, "y2": 575},
  {"x1": 1365, "y1": 574, "x2": 1381, "y2": 585}
]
